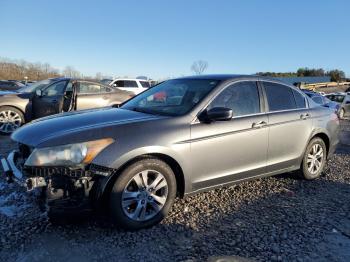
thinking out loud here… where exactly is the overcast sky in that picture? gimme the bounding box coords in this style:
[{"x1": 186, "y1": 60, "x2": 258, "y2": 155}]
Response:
[{"x1": 1, "y1": 0, "x2": 349, "y2": 79}]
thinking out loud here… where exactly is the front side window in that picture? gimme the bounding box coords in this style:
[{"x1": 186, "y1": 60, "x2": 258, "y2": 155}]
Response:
[
  {"x1": 43, "y1": 81, "x2": 68, "y2": 96},
  {"x1": 114, "y1": 80, "x2": 124, "y2": 87},
  {"x1": 122, "y1": 79, "x2": 220, "y2": 116},
  {"x1": 208, "y1": 81, "x2": 260, "y2": 117},
  {"x1": 79, "y1": 82, "x2": 101, "y2": 94},
  {"x1": 263, "y1": 82, "x2": 296, "y2": 111}
]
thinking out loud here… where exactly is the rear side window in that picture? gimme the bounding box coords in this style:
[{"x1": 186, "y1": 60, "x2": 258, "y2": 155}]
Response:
[
  {"x1": 79, "y1": 82, "x2": 101, "y2": 94},
  {"x1": 292, "y1": 90, "x2": 307, "y2": 108},
  {"x1": 209, "y1": 81, "x2": 260, "y2": 117},
  {"x1": 140, "y1": 81, "x2": 150, "y2": 88},
  {"x1": 124, "y1": 80, "x2": 138, "y2": 87},
  {"x1": 263, "y1": 82, "x2": 296, "y2": 111}
]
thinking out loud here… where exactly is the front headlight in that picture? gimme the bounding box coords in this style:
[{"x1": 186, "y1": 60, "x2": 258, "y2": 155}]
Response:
[{"x1": 25, "y1": 138, "x2": 114, "y2": 167}]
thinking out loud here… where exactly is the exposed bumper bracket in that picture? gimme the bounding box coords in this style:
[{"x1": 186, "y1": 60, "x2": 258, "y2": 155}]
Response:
[{"x1": 1, "y1": 150, "x2": 26, "y2": 187}]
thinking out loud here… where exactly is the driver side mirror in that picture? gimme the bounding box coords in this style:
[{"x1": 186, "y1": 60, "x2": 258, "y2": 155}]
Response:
[
  {"x1": 35, "y1": 89, "x2": 43, "y2": 97},
  {"x1": 200, "y1": 107, "x2": 233, "y2": 122}
]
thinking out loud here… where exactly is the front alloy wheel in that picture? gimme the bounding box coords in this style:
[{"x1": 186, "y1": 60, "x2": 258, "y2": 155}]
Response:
[
  {"x1": 109, "y1": 158, "x2": 177, "y2": 230},
  {"x1": 122, "y1": 170, "x2": 168, "y2": 221}
]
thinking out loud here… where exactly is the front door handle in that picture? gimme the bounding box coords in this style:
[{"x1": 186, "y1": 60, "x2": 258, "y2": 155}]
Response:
[
  {"x1": 252, "y1": 121, "x2": 267, "y2": 128},
  {"x1": 300, "y1": 113, "x2": 310, "y2": 120}
]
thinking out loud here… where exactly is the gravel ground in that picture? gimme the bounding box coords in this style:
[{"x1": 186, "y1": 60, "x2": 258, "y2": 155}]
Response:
[{"x1": 0, "y1": 121, "x2": 350, "y2": 262}]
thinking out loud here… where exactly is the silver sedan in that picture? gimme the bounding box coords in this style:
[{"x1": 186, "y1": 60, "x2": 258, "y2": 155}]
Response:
[{"x1": 2, "y1": 75, "x2": 340, "y2": 230}]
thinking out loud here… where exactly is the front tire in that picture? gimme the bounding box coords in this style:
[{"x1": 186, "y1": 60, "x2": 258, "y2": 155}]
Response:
[
  {"x1": 300, "y1": 137, "x2": 327, "y2": 180},
  {"x1": 109, "y1": 158, "x2": 177, "y2": 230},
  {"x1": 0, "y1": 106, "x2": 25, "y2": 135}
]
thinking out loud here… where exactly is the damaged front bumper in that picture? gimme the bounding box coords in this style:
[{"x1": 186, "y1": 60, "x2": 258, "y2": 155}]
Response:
[
  {"x1": 1, "y1": 150, "x2": 27, "y2": 186},
  {"x1": 1, "y1": 150, "x2": 114, "y2": 213},
  {"x1": 1, "y1": 150, "x2": 47, "y2": 190}
]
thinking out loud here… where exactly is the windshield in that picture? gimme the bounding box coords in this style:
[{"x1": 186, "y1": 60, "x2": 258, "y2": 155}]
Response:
[
  {"x1": 326, "y1": 94, "x2": 345, "y2": 103},
  {"x1": 121, "y1": 79, "x2": 220, "y2": 116},
  {"x1": 18, "y1": 79, "x2": 58, "y2": 93}
]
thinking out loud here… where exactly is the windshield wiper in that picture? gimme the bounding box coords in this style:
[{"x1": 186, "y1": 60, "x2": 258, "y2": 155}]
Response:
[
  {"x1": 130, "y1": 107, "x2": 171, "y2": 116},
  {"x1": 130, "y1": 107, "x2": 156, "y2": 115}
]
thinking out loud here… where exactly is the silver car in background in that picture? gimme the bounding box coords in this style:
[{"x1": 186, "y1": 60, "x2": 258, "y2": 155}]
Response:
[{"x1": 1, "y1": 75, "x2": 340, "y2": 230}]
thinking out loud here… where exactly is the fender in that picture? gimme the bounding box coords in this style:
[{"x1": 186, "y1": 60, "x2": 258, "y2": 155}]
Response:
[{"x1": 91, "y1": 145, "x2": 191, "y2": 205}]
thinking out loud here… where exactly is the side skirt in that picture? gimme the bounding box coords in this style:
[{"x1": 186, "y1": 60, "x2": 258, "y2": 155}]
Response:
[{"x1": 185, "y1": 165, "x2": 299, "y2": 197}]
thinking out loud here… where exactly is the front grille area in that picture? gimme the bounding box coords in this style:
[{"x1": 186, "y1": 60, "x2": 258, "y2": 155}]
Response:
[{"x1": 25, "y1": 166, "x2": 88, "y2": 178}]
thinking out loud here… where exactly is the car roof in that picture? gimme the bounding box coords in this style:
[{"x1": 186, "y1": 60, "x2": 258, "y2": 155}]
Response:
[
  {"x1": 172, "y1": 74, "x2": 301, "y2": 87},
  {"x1": 113, "y1": 78, "x2": 148, "y2": 82},
  {"x1": 174, "y1": 74, "x2": 248, "y2": 81},
  {"x1": 34, "y1": 77, "x2": 110, "y2": 87}
]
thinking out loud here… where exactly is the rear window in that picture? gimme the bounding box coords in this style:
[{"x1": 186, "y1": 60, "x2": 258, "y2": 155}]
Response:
[
  {"x1": 140, "y1": 81, "x2": 150, "y2": 88},
  {"x1": 263, "y1": 82, "x2": 296, "y2": 111}
]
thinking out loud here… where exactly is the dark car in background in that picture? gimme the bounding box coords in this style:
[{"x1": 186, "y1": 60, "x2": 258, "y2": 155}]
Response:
[
  {"x1": 0, "y1": 78, "x2": 134, "y2": 134},
  {"x1": 302, "y1": 90, "x2": 340, "y2": 113},
  {"x1": 0, "y1": 80, "x2": 26, "y2": 91},
  {"x1": 325, "y1": 93, "x2": 350, "y2": 119}
]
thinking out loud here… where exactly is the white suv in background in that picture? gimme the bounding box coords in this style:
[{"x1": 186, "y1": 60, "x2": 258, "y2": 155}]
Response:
[{"x1": 109, "y1": 78, "x2": 150, "y2": 95}]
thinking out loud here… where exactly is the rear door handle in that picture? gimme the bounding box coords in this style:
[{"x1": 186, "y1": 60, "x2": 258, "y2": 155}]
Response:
[
  {"x1": 252, "y1": 121, "x2": 267, "y2": 128},
  {"x1": 300, "y1": 113, "x2": 310, "y2": 120},
  {"x1": 51, "y1": 99, "x2": 58, "y2": 104}
]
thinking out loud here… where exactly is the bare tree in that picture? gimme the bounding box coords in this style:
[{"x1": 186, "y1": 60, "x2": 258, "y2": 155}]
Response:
[
  {"x1": 63, "y1": 66, "x2": 81, "y2": 78},
  {"x1": 191, "y1": 60, "x2": 208, "y2": 75},
  {"x1": 95, "y1": 72, "x2": 103, "y2": 80}
]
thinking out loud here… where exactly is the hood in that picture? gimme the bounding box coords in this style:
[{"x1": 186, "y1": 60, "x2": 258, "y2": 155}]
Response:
[{"x1": 12, "y1": 107, "x2": 161, "y2": 147}]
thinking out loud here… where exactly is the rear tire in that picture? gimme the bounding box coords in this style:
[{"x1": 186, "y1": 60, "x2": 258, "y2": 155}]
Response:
[
  {"x1": 109, "y1": 158, "x2": 177, "y2": 230},
  {"x1": 0, "y1": 106, "x2": 25, "y2": 135},
  {"x1": 300, "y1": 137, "x2": 327, "y2": 180}
]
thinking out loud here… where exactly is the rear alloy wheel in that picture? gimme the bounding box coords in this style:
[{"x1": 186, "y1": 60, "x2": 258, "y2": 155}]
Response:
[
  {"x1": 0, "y1": 107, "x2": 24, "y2": 135},
  {"x1": 339, "y1": 108, "x2": 345, "y2": 119},
  {"x1": 300, "y1": 137, "x2": 327, "y2": 180},
  {"x1": 109, "y1": 158, "x2": 177, "y2": 230}
]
